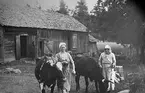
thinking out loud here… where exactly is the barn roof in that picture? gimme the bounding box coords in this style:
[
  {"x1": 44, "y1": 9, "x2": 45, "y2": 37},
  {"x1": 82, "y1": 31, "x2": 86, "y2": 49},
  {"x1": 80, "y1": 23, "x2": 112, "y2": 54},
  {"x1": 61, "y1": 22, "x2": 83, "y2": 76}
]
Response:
[{"x1": 0, "y1": 4, "x2": 87, "y2": 32}]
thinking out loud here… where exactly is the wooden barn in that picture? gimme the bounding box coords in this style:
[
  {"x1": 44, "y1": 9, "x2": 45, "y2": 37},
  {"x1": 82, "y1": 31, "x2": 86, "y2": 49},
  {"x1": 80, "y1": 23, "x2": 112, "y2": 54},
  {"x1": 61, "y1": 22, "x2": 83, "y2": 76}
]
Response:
[{"x1": 0, "y1": 4, "x2": 88, "y2": 63}]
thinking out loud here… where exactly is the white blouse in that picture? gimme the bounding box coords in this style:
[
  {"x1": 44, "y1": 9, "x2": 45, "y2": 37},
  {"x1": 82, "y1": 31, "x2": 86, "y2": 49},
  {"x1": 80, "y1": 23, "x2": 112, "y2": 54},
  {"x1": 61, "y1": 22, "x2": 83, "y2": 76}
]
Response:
[
  {"x1": 99, "y1": 52, "x2": 116, "y2": 64},
  {"x1": 55, "y1": 52, "x2": 74, "y2": 63}
]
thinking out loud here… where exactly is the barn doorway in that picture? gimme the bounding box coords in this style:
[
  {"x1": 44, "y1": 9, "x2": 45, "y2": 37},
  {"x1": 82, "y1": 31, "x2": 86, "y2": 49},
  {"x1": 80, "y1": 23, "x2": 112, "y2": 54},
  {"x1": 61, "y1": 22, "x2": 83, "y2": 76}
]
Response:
[
  {"x1": 39, "y1": 41, "x2": 44, "y2": 56},
  {"x1": 0, "y1": 31, "x2": 4, "y2": 62},
  {"x1": 67, "y1": 33, "x2": 71, "y2": 51},
  {"x1": 20, "y1": 36, "x2": 27, "y2": 58}
]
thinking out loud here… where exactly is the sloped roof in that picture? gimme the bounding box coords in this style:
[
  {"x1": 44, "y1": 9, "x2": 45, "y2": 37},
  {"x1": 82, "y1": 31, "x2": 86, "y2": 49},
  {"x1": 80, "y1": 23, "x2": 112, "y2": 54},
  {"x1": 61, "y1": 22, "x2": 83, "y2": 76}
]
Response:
[
  {"x1": 89, "y1": 34, "x2": 99, "y2": 42},
  {"x1": 0, "y1": 4, "x2": 87, "y2": 32}
]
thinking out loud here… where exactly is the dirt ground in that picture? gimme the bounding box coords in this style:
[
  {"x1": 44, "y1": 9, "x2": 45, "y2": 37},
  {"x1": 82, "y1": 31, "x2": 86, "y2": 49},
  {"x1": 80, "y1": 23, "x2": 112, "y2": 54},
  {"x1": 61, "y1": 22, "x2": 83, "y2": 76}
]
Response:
[{"x1": 0, "y1": 59, "x2": 145, "y2": 93}]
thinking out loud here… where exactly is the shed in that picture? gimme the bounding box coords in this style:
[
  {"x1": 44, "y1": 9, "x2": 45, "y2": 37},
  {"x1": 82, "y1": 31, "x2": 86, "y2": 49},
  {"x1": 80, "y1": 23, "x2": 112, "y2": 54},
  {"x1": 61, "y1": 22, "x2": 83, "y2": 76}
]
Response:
[{"x1": 0, "y1": 4, "x2": 88, "y2": 62}]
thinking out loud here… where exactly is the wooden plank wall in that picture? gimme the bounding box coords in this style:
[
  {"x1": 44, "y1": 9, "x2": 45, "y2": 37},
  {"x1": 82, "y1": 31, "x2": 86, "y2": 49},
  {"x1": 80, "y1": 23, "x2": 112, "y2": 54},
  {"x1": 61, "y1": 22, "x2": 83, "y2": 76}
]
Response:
[
  {"x1": 15, "y1": 35, "x2": 20, "y2": 59},
  {"x1": 37, "y1": 29, "x2": 89, "y2": 57},
  {"x1": 27, "y1": 35, "x2": 36, "y2": 58},
  {"x1": 51, "y1": 30, "x2": 68, "y2": 53},
  {"x1": 4, "y1": 34, "x2": 16, "y2": 62},
  {"x1": 88, "y1": 42, "x2": 97, "y2": 56},
  {"x1": 37, "y1": 29, "x2": 69, "y2": 55},
  {"x1": 0, "y1": 26, "x2": 4, "y2": 63},
  {"x1": 4, "y1": 27, "x2": 37, "y2": 59},
  {"x1": 72, "y1": 32, "x2": 88, "y2": 53},
  {"x1": 3, "y1": 27, "x2": 88, "y2": 59},
  {"x1": 35, "y1": 31, "x2": 39, "y2": 58}
]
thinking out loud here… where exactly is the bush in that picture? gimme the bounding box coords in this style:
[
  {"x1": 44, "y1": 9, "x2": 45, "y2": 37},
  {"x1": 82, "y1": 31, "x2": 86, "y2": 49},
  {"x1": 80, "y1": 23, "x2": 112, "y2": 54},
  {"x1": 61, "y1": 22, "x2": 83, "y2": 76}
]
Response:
[{"x1": 128, "y1": 65, "x2": 145, "y2": 93}]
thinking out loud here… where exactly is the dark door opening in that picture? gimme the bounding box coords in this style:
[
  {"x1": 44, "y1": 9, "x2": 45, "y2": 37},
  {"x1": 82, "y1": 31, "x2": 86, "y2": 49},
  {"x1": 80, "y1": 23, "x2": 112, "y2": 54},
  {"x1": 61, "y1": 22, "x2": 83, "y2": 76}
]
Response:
[
  {"x1": 20, "y1": 36, "x2": 27, "y2": 58},
  {"x1": 67, "y1": 33, "x2": 71, "y2": 51},
  {"x1": 39, "y1": 41, "x2": 44, "y2": 56}
]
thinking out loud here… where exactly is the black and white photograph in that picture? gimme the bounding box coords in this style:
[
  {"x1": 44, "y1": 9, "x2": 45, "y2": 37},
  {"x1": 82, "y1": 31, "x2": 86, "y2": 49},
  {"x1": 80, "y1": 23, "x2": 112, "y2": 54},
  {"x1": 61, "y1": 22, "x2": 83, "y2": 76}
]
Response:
[{"x1": 0, "y1": 0, "x2": 145, "y2": 93}]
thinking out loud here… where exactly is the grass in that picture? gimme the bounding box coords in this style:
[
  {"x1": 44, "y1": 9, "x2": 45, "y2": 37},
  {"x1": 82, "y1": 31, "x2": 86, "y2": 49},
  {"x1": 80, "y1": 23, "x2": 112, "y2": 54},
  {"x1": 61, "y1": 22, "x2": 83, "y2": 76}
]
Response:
[
  {"x1": 128, "y1": 64, "x2": 145, "y2": 93},
  {"x1": 0, "y1": 59, "x2": 145, "y2": 93},
  {"x1": 116, "y1": 59, "x2": 145, "y2": 93}
]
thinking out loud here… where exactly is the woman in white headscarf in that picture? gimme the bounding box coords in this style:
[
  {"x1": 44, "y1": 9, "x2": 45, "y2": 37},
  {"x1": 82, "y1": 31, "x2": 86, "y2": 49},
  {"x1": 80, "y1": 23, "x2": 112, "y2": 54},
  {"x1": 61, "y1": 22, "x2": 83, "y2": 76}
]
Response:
[
  {"x1": 98, "y1": 45, "x2": 116, "y2": 92},
  {"x1": 55, "y1": 42, "x2": 76, "y2": 93}
]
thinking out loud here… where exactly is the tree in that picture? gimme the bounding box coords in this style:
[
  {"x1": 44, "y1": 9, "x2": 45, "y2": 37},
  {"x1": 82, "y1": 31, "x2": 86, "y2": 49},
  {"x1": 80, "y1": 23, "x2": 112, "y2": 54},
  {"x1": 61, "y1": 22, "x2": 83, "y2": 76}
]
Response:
[
  {"x1": 26, "y1": 4, "x2": 31, "y2": 7},
  {"x1": 57, "y1": 0, "x2": 68, "y2": 15},
  {"x1": 91, "y1": 0, "x2": 139, "y2": 42},
  {"x1": 91, "y1": 0, "x2": 107, "y2": 16},
  {"x1": 73, "y1": 0, "x2": 89, "y2": 27},
  {"x1": 38, "y1": 5, "x2": 41, "y2": 10},
  {"x1": 91, "y1": 0, "x2": 145, "y2": 63},
  {"x1": 36, "y1": 0, "x2": 41, "y2": 10},
  {"x1": 90, "y1": 0, "x2": 111, "y2": 40},
  {"x1": 73, "y1": 0, "x2": 88, "y2": 17}
]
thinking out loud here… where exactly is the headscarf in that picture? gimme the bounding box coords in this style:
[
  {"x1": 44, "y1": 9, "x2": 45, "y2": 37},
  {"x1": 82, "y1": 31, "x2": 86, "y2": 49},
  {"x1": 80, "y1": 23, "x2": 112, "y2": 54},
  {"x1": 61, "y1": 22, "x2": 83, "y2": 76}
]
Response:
[
  {"x1": 59, "y1": 42, "x2": 66, "y2": 49},
  {"x1": 105, "y1": 45, "x2": 112, "y2": 53}
]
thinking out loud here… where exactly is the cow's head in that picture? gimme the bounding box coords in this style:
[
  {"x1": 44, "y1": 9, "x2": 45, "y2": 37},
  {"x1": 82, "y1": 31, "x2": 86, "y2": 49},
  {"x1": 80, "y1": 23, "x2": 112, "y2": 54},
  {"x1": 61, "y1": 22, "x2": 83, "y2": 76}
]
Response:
[
  {"x1": 99, "y1": 79, "x2": 114, "y2": 93},
  {"x1": 46, "y1": 56, "x2": 56, "y2": 66},
  {"x1": 62, "y1": 61, "x2": 69, "y2": 67},
  {"x1": 42, "y1": 53, "x2": 56, "y2": 66}
]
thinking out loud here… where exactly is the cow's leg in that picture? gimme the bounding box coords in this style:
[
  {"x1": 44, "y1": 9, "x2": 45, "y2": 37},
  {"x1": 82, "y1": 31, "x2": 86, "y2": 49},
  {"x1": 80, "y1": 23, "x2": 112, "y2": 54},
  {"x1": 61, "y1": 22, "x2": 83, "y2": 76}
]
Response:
[
  {"x1": 57, "y1": 87, "x2": 61, "y2": 93},
  {"x1": 42, "y1": 89, "x2": 45, "y2": 93},
  {"x1": 95, "y1": 81, "x2": 100, "y2": 93},
  {"x1": 50, "y1": 83, "x2": 56, "y2": 93},
  {"x1": 75, "y1": 75, "x2": 80, "y2": 92},
  {"x1": 57, "y1": 81, "x2": 63, "y2": 93},
  {"x1": 84, "y1": 76, "x2": 89, "y2": 93},
  {"x1": 62, "y1": 89, "x2": 67, "y2": 93},
  {"x1": 40, "y1": 82, "x2": 45, "y2": 93},
  {"x1": 98, "y1": 80, "x2": 106, "y2": 93}
]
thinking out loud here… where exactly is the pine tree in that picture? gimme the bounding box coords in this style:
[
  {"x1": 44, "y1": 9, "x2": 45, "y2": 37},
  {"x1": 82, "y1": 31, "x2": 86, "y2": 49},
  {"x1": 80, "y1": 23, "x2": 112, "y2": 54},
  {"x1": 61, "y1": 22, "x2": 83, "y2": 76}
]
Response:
[
  {"x1": 73, "y1": 0, "x2": 89, "y2": 26},
  {"x1": 57, "y1": 0, "x2": 68, "y2": 15}
]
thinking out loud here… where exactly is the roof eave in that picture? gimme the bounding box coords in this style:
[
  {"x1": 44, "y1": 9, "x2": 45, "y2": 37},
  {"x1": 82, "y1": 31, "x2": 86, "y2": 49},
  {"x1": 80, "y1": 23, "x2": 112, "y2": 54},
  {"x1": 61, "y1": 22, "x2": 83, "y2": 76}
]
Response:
[{"x1": 3, "y1": 25, "x2": 88, "y2": 33}]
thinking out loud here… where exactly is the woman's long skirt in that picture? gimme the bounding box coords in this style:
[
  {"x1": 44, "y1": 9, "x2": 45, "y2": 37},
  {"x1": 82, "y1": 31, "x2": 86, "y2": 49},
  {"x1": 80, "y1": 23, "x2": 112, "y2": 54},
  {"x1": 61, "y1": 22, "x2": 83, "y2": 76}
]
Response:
[{"x1": 57, "y1": 64, "x2": 72, "y2": 93}]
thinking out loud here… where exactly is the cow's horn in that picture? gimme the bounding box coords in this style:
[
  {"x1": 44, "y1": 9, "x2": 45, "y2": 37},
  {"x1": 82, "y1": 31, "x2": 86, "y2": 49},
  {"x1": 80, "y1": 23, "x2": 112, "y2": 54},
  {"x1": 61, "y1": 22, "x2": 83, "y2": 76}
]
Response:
[
  {"x1": 102, "y1": 79, "x2": 114, "y2": 84},
  {"x1": 108, "y1": 80, "x2": 114, "y2": 84},
  {"x1": 102, "y1": 79, "x2": 105, "y2": 82}
]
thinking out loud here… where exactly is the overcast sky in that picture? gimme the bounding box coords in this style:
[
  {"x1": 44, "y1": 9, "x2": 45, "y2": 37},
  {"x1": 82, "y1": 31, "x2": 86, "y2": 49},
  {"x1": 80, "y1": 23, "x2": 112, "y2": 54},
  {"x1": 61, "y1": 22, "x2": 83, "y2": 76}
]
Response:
[{"x1": 0, "y1": 0, "x2": 98, "y2": 12}]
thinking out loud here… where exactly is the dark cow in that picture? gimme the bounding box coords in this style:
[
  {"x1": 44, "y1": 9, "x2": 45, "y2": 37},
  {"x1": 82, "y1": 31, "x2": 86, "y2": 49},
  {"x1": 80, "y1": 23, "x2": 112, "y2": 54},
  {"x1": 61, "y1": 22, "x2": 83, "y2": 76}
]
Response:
[
  {"x1": 73, "y1": 55, "x2": 113, "y2": 93},
  {"x1": 35, "y1": 55, "x2": 64, "y2": 93}
]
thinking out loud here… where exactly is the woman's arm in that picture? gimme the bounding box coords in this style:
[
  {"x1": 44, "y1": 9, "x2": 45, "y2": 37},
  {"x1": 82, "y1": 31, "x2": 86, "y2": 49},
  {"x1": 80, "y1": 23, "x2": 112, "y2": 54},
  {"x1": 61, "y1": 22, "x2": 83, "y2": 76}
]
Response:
[
  {"x1": 98, "y1": 53, "x2": 103, "y2": 67},
  {"x1": 112, "y1": 53, "x2": 116, "y2": 67},
  {"x1": 68, "y1": 53, "x2": 75, "y2": 72},
  {"x1": 54, "y1": 53, "x2": 59, "y2": 62}
]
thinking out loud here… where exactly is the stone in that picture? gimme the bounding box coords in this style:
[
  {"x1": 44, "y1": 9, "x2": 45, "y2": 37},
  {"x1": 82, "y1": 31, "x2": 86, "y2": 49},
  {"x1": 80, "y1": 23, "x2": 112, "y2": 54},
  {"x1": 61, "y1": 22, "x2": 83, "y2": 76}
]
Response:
[
  {"x1": 5, "y1": 67, "x2": 21, "y2": 74},
  {"x1": 13, "y1": 69, "x2": 21, "y2": 74},
  {"x1": 118, "y1": 89, "x2": 130, "y2": 93}
]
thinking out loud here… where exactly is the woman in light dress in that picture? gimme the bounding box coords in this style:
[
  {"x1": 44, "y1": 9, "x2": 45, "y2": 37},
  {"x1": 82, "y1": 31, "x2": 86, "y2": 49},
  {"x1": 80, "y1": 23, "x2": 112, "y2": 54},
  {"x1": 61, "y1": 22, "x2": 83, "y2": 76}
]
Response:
[
  {"x1": 55, "y1": 42, "x2": 76, "y2": 93},
  {"x1": 99, "y1": 45, "x2": 116, "y2": 92}
]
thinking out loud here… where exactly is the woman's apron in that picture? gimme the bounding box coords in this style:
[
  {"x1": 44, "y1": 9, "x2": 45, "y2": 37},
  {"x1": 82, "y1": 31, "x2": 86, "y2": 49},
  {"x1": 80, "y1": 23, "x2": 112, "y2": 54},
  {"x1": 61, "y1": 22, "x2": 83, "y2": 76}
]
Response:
[
  {"x1": 57, "y1": 53, "x2": 72, "y2": 92},
  {"x1": 102, "y1": 55, "x2": 112, "y2": 80},
  {"x1": 102, "y1": 55, "x2": 113, "y2": 91}
]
